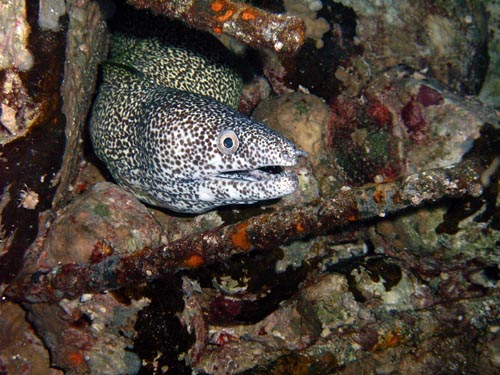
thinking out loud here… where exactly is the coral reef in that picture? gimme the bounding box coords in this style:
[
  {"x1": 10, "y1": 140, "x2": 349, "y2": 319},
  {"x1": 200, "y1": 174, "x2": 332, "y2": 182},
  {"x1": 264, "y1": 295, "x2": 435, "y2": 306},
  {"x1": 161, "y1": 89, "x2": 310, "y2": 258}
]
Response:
[
  {"x1": 0, "y1": 0, "x2": 68, "y2": 284},
  {"x1": 0, "y1": 301, "x2": 56, "y2": 375},
  {"x1": 0, "y1": 0, "x2": 33, "y2": 72},
  {"x1": 1, "y1": 0, "x2": 499, "y2": 374},
  {"x1": 331, "y1": 0, "x2": 489, "y2": 96},
  {"x1": 42, "y1": 182, "x2": 164, "y2": 266},
  {"x1": 5, "y1": 158, "x2": 485, "y2": 302},
  {"x1": 253, "y1": 92, "x2": 329, "y2": 169},
  {"x1": 283, "y1": 0, "x2": 330, "y2": 48}
]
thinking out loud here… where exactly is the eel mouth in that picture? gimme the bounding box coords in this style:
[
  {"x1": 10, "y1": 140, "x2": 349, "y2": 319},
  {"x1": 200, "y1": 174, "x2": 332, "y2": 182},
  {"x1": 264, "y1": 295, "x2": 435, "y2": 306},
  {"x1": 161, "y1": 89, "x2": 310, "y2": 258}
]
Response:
[
  {"x1": 199, "y1": 166, "x2": 298, "y2": 203},
  {"x1": 210, "y1": 149, "x2": 307, "y2": 183},
  {"x1": 214, "y1": 166, "x2": 288, "y2": 182}
]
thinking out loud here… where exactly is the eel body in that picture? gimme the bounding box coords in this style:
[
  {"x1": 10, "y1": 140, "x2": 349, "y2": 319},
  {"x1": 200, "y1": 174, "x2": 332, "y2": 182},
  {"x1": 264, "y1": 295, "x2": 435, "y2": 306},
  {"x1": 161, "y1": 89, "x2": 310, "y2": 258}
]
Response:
[{"x1": 90, "y1": 32, "x2": 304, "y2": 213}]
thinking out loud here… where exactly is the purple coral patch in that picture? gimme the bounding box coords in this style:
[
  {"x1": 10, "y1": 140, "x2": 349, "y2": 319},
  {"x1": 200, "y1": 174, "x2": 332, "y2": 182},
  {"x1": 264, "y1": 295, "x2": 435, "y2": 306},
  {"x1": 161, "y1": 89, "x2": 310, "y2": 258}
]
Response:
[
  {"x1": 401, "y1": 100, "x2": 426, "y2": 133},
  {"x1": 417, "y1": 85, "x2": 444, "y2": 107}
]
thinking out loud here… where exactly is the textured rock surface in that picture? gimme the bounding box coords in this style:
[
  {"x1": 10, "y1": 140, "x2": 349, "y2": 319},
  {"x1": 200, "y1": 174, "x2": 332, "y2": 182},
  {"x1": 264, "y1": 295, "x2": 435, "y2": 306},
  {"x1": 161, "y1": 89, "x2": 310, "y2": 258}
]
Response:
[
  {"x1": 332, "y1": 0, "x2": 488, "y2": 96},
  {"x1": 479, "y1": 2, "x2": 500, "y2": 107},
  {"x1": 0, "y1": 301, "x2": 57, "y2": 375},
  {"x1": 43, "y1": 182, "x2": 164, "y2": 266},
  {"x1": 1, "y1": 1, "x2": 499, "y2": 374}
]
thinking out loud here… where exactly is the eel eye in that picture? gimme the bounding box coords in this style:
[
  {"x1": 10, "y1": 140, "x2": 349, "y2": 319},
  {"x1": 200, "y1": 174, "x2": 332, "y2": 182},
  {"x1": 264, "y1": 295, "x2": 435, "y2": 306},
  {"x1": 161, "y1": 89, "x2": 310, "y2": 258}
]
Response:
[{"x1": 217, "y1": 129, "x2": 240, "y2": 154}]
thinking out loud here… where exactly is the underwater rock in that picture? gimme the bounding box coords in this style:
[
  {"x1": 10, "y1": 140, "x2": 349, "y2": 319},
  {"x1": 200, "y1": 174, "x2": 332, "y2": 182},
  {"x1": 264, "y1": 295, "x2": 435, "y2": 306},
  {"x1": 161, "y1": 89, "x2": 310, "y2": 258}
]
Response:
[
  {"x1": 11, "y1": 179, "x2": 160, "y2": 374},
  {"x1": 2, "y1": 1, "x2": 498, "y2": 374},
  {"x1": 0, "y1": 301, "x2": 56, "y2": 375},
  {"x1": 65, "y1": 293, "x2": 148, "y2": 375},
  {"x1": 365, "y1": 71, "x2": 498, "y2": 173},
  {"x1": 43, "y1": 182, "x2": 164, "y2": 266},
  {"x1": 191, "y1": 279, "x2": 320, "y2": 374},
  {"x1": 276, "y1": 0, "x2": 487, "y2": 100},
  {"x1": 478, "y1": 1, "x2": 500, "y2": 107},
  {"x1": 327, "y1": 95, "x2": 402, "y2": 186},
  {"x1": 26, "y1": 291, "x2": 148, "y2": 375},
  {"x1": 0, "y1": 0, "x2": 107, "y2": 284},
  {"x1": 189, "y1": 260, "x2": 497, "y2": 374},
  {"x1": 38, "y1": 0, "x2": 66, "y2": 31},
  {"x1": 0, "y1": 0, "x2": 33, "y2": 72},
  {"x1": 332, "y1": 0, "x2": 488, "y2": 96},
  {"x1": 22, "y1": 181, "x2": 158, "y2": 373},
  {"x1": 326, "y1": 68, "x2": 499, "y2": 188},
  {"x1": 253, "y1": 92, "x2": 328, "y2": 168},
  {"x1": 283, "y1": 0, "x2": 331, "y2": 49},
  {"x1": 360, "y1": 70, "x2": 500, "y2": 269}
]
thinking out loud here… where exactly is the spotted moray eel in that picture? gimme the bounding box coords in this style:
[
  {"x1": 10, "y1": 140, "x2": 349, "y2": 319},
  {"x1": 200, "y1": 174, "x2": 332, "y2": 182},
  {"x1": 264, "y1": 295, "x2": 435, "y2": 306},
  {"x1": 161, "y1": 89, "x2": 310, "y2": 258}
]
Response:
[{"x1": 90, "y1": 31, "x2": 305, "y2": 213}]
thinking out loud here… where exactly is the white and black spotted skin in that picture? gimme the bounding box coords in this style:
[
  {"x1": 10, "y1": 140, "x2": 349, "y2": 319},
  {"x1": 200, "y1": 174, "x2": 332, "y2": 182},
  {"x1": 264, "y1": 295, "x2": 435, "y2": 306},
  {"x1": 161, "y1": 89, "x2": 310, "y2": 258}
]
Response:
[{"x1": 90, "y1": 32, "x2": 305, "y2": 213}]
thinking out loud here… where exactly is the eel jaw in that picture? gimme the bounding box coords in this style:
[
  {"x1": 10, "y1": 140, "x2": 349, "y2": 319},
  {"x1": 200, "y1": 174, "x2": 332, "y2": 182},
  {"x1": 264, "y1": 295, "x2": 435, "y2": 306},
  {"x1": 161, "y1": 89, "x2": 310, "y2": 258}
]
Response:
[
  {"x1": 138, "y1": 150, "x2": 307, "y2": 213},
  {"x1": 215, "y1": 168, "x2": 287, "y2": 182},
  {"x1": 198, "y1": 167, "x2": 299, "y2": 204},
  {"x1": 196, "y1": 149, "x2": 308, "y2": 205}
]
